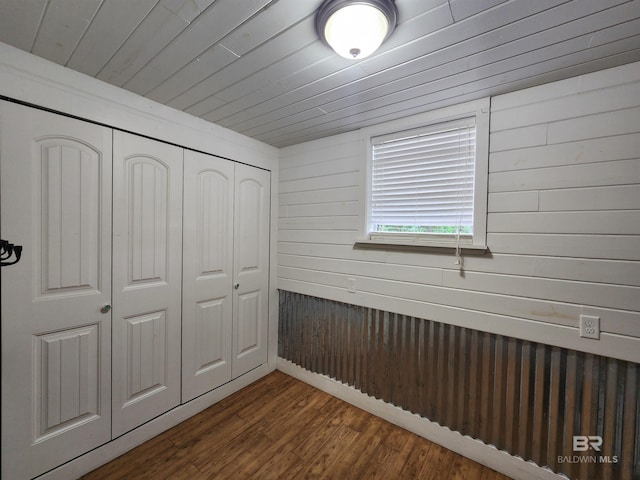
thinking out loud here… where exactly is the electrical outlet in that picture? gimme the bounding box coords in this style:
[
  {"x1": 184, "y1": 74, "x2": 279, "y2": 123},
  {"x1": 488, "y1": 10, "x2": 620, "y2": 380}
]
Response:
[
  {"x1": 347, "y1": 277, "x2": 356, "y2": 293},
  {"x1": 579, "y1": 315, "x2": 600, "y2": 340}
]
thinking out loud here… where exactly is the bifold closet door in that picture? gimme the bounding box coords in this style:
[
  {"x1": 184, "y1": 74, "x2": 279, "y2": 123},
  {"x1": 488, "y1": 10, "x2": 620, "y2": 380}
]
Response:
[
  {"x1": 0, "y1": 101, "x2": 113, "y2": 479},
  {"x1": 112, "y1": 131, "x2": 183, "y2": 437},
  {"x1": 182, "y1": 150, "x2": 234, "y2": 402},
  {"x1": 232, "y1": 164, "x2": 270, "y2": 378}
]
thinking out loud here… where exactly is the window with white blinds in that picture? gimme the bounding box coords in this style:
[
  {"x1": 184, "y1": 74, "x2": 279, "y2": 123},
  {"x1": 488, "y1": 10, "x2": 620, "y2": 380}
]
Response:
[{"x1": 370, "y1": 117, "x2": 476, "y2": 239}]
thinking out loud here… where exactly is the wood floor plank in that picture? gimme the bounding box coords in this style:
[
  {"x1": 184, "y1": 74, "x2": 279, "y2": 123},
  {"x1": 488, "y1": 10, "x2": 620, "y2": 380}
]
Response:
[
  {"x1": 185, "y1": 413, "x2": 253, "y2": 466},
  {"x1": 319, "y1": 415, "x2": 385, "y2": 480},
  {"x1": 450, "y1": 453, "x2": 484, "y2": 480},
  {"x1": 294, "y1": 424, "x2": 362, "y2": 479},
  {"x1": 235, "y1": 377, "x2": 308, "y2": 425},
  {"x1": 418, "y1": 443, "x2": 457, "y2": 479},
  {"x1": 198, "y1": 423, "x2": 290, "y2": 478},
  {"x1": 252, "y1": 449, "x2": 306, "y2": 480},
  {"x1": 256, "y1": 380, "x2": 333, "y2": 439},
  {"x1": 355, "y1": 442, "x2": 401, "y2": 480},
  {"x1": 83, "y1": 371, "x2": 513, "y2": 480},
  {"x1": 397, "y1": 435, "x2": 433, "y2": 479},
  {"x1": 290, "y1": 405, "x2": 344, "y2": 461},
  {"x1": 381, "y1": 421, "x2": 413, "y2": 452},
  {"x1": 387, "y1": 434, "x2": 421, "y2": 477},
  {"x1": 82, "y1": 436, "x2": 179, "y2": 480},
  {"x1": 481, "y1": 465, "x2": 515, "y2": 480},
  {"x1": 217, "y1": 370, "x2": 297, "y2": 414},
  {"x1": 325, "y1": 400, "x2": 373, "y2": 433}
]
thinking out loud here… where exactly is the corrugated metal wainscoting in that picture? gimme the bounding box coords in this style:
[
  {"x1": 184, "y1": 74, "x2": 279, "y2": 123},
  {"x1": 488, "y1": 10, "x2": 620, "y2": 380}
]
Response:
[{"x1": 278, "y1": 290, "x2": 640, "y2": 480}]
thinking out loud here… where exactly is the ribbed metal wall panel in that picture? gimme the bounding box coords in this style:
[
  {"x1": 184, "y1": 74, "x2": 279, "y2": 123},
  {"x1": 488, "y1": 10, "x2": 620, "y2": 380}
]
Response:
[{"x1": 278, "y1": 290, "x2": 640, "y2": 480}]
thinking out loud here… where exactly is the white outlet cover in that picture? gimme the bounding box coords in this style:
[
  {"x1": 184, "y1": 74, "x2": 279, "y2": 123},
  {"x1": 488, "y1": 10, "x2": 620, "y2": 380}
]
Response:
[{"x1": 579, "y1": 314, "x2": 600, "y2": 340}]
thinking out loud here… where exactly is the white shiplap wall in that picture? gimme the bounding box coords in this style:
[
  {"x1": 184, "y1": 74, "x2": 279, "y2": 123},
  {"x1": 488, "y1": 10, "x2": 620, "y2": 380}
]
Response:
[{"x1": 278, "y1": 61, "x2": 640, "y2": 363}]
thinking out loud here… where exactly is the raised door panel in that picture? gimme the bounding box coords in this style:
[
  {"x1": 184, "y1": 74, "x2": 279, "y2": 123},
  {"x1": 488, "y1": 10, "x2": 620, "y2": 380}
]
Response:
[
  {"x1": 232, "y1": 164, "x2": 270, "y2": 378},
  {"x1": 1, "y1": 101, "x2": 112, "y2": 480},
  {"x1": 128, "y1": 159, "x2": 169, "y2": 284},
  {"x1": 35, "y1": 325, "x2": 100, "y2": 438},
  {"x1": 123, "y1": 311, "x2": 167, "y2": 405},
  {"x1": 38, "y1": 139, "x2": 101, "y2": 294},
  {"x1": 182, "y1": 150, "x2": 233, "y2": 402},
  {"x1": 236, "y1": 290, "x2": 260, "y2": 357},
  {"x1": 112, "y1": 131, "x2": 182, "y2": 437}
]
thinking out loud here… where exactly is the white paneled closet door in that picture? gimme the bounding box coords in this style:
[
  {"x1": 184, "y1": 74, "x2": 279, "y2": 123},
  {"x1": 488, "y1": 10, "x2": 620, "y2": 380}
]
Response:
[
  {"x1": 232, "y1": 164, "x2": 270, "y2": 378},
  {"x1": 0, "y1": 101, "x2": 113, "y2": 479},
  {"x1": 182, "y1": 150, "x2": 234, "y2": 402},
  {"x1": 111, "y1": 131, "x2": 183, "y2": 437}
]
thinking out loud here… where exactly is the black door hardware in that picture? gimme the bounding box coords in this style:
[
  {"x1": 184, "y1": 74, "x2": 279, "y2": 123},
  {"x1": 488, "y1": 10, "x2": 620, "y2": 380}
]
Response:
[{"x1": 1, "y1": 239, "x2": 23, "y2": 266}]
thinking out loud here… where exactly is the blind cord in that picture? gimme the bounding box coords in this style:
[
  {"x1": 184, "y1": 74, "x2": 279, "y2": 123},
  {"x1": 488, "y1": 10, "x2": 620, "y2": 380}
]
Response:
[{"x1": 454, "y1": 125, "x2": 471, "y2": 270}]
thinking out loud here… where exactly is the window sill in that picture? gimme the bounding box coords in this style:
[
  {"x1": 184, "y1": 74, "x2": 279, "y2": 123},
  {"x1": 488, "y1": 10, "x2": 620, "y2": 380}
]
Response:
[{"x1": 353, "y1": 239, "x2": 489, "y2": 255}]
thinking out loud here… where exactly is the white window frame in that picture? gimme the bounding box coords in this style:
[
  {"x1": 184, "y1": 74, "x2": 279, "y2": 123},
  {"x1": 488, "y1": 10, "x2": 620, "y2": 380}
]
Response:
[{"x1": 359, "y1": 98, "x2": 489, "y2": 250}]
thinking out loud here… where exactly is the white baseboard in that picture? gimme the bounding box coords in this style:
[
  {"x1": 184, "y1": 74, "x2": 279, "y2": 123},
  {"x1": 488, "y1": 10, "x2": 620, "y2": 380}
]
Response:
[
  {"x1": 277, "y1": 357, "x2": 565, "y2": 480},
  {"x1": 39, "y1": 364, "x2": 272, "y2": 480}
]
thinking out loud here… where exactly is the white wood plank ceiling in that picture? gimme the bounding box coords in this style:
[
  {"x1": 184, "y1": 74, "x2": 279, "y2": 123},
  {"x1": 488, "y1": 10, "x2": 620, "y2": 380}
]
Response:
[{"x1": 1, "y1": 0, "x2": 639, "y2": 147}]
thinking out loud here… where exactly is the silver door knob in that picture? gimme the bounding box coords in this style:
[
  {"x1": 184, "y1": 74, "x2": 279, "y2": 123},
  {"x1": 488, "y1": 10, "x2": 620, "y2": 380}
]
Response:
[
  {"x1": 234, "y1": 283, "x2": 239, "y2": 290},
  {"x1": 100, "y1": 305, "x2": 111, "y2": 314}
]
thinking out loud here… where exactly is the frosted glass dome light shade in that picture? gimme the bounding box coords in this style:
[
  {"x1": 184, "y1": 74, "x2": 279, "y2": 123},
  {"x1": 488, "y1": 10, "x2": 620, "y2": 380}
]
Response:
[
  {"x1": 324, "y1": 5, "x2": 388, "y2": 59},
  {"x1": 316, "y1": 0, "x2": 398, "y2": 60}
]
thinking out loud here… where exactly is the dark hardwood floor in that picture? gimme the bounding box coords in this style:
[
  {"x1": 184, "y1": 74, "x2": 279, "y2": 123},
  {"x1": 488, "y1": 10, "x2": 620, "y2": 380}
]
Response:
[{"x1": 83, "y1": 371, "x2": 512, "y2": 479}]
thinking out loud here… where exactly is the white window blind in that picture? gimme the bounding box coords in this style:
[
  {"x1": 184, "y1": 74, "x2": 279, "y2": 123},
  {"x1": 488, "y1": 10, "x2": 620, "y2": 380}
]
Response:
[{"x1": 370, "y1": 117, "x2": 476, "y2": 236}]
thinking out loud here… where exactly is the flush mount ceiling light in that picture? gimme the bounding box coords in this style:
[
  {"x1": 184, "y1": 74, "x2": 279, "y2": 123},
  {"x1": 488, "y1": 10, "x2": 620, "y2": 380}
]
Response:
[{"x1": 316, "y1": 0, "x2": 398, "y2": 60}]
